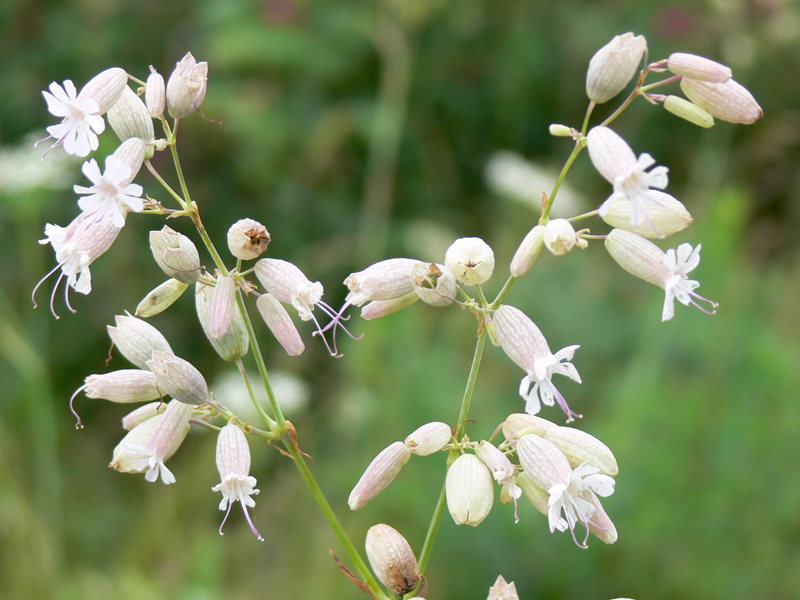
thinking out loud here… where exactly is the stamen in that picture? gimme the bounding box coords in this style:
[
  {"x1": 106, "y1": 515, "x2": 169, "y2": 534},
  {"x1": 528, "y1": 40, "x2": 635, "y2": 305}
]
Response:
[
  {"x1": 241, "y1": 502, "x2": 264, "y2": 541},
  {"x1": 69, "y1": 384, "x2": 87, "y2": 429},
  {"x1": 218, "y1": 502, "x2": 233, "y2": 536},
  {"x1": 32, "y1": 263, "x2": 62, "y2": 311},
  {"x1": 551, "y1": 384, "x2": 582, "y2": 423}
]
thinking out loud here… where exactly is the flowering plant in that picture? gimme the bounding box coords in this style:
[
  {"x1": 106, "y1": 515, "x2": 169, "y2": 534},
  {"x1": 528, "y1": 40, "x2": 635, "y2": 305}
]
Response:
[{"x1": 33, "y1": 35, "x2": 761, "y2": 599}]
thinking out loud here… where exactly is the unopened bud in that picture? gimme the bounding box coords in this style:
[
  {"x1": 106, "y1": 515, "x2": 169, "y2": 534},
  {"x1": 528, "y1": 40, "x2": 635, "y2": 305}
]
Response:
[
  {"x1": 543, "y1": 219, "x2": 576, "y2": 256},
  {"x1": 446, "y1": 453, "x2": 494, "y2": 526},
  {"x1": 663, "y1": 95, "x2": 714, "y2": 128},
  {"x1": 667, "y1": 52, "x2": 731, "y2": 83},
  {"x1": 146, "y1": 350, "x2": 209, "y2": 405},
  {"x1": 166, "y1": 52, "x2": 208, "y2": 119},
  {"x1": 256, "y1": 293, "x2": 305, "y2": 356},
  {"x1": 585, "y1": 33, "x2": 647, "y2": 104},
  {"x1": 122, "y1": 401, "x2": 167, "y2": 430},
  {"x1": 515, "y1": 470, "x2": 549, "y2": 515},
  {"x1": 516, "y1": 434, "x2": 571, "y2": 491},
  {"x1": 475, "y1": 440, "x2": 515, "y2": 485},
  {"x1": 604, "y1": 228, "x2": 670, "y2": 287},
  {"x1": 107, "y1": 86, "x2": 155, "y2": 158},
  {"x1": 542, "y1": 426, "x2": 618, "y2": 477},
  {"x1": 549, "y1": 124, "x2": 572, "y2": 137},
  {"x1": 227, "y1": 218, "x2": 271, "y2": 260},
  {"x1": 680, "y1": 77, "x2": 763, "y2": 124},
  {"x1": 360, "y1": 292, "x2": 419, "y2": 320},
  {"x1": 145, "y1": 66, "x2": 166, "y2": 117},
  {"x1": 404, "y1": 422, "x2": 451, "y2": 456},
  {"x1": 77, "y1": 67, "x2": 128, "y2": 114},
  {"x1": 149, "y1": 225, "x2": 202, "y2": 284},
  {"x1": 602, "y1": 190, "x2": 693, "y2": 238},
  {"x1": 78, "y1": 370, "x2": 161, "y2": 403},
  {"x1": 195, "y1": 283, "x2": 249, "y2": 361},
  {"x1": 445, "y1": 237, "x2": 495, "y2": 285},
  {"x1": 502, "y1": 413, "x2": 556, "y2": 442},
  {"x1": 344, "y1": 258, "x2": 422, "y2": 307},
  {"x1": 587, "y1": 491, "x2": 618, "y2": 544},
  {"x1": 136, "y1": 278, "x2": 189, "y2": 317},
  {"x1": 349, "y1": 441, "x2": 411, "y2": 510},
  {"x1": 411, "y1": 262, "x2": 457, "y2": 307},
  {"x1": 107, "y1": 313, "x2": 174, "y2": 370},
  {"x1": 487, "y1": 575, "x2": 520, "y2": 600},
  {"x1": 365, "y1": 524, "x2": 419, "y2": 595},
  {"x1": 510, "y1": 225, "x2": 545, "y2": 277}
]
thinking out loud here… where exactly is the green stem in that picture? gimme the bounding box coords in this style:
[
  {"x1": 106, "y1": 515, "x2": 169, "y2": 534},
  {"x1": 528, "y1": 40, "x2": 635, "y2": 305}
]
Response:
[
  {"x1": 416, "y1": 479, "x2": 447, "y2": 573},
  {"x1": 490, "y1": 275, "x2": 516, "y2": 310},
  {"x1": 234, "y1": 356, "x2": 277, "y2": 430},
  {"x1": 541, "y1": 139, "x2": 585, "y2": 221},
  {"x1": 454, "y1": 328, "x2": 487, "y2": 442}
]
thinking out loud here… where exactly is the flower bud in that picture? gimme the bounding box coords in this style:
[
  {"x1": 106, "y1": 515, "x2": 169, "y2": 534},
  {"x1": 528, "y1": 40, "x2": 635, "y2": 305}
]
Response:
[
  {"x1": 196, "y1": 283, "x2": 250, "y2": 361},
  {"x1": 516, "y1": 434, "x2": 571, "y2": 491},
  {"x1": 145, "y1": 66, "x2": 166, "y2": 117},
  {"x1": 515, "y1": 470, "x2": 549, "y2": 515},
  {"x1": 349, "y1": 441, "x2": 411, "y2": 510},
  {"x1": 136, "y1": 278, "x2": 189, "y2": 318},
  {"x1": 445, "y1": 237, "x2": 495, "y2": 285},
  {"x1": 587, "y1": 490, "x2": 618, "y2": 544},
  {"x1": 502, "y1": 413, "x2": 556, "y2": 441},
  {"x1": 77, "y1": 67, "x2": 128, "y2": 114},
  {"x1": 446, "y1": 453, "x2": 494, "y2": 526},
  {"x1": 256, "y1": 293, "x2": 305, "y2": 356},
  {"x1": 166, "y1": 52, "x2": 208, "y2": 119},
  {"x1": 146, "y1": 350, "x2": 209, "y2": 405},
  {"x1": 360, "y1": 292, "x2": 419, "y2": 320},
  {"x1": 209, "y1": 275, "x2": 235, "y2": 339},
  {"x1": 227, "y1": 218, "x2": 271, "y2": 260},
  {"x1": 410, "y1": 262, "x2": 456, "y2": 307},
  {"x1": 680, "y1": 77, "x2": 762, "y2": 124},
  {"x1": 107, "y1": 86, "x2": 155, "y2": 158},
  {"x1": 548, "y1": 124, "x2": 572, "y2": 137},
  {"x1": 404, "y1": 422, "x2": 451, "y2": 456},
  {"x1": 663, "y1": 95, "x2": 714, "y2": 128},
  {"x1": 542, "y1": 426, "x2": 618, "y2": 477},
  {"x1": 510, "y1": 225, "x2": 545, "y2": 277},
  {"x1": 604, "y1": 228, "x2": 670, "y2": 287},
  {"x1": 344, "y1": 258, "x2": 422, "y2": 307},
  {"x1": 254, "y1": 258, "x2": 323, "y2": 320},
  {"x1": 365, "y1": 524, "x2": 419, "y2": 595},
  {"x1": 77, "y1": 370, "x2": 161, "y2": 403},
  {"x1": 487, "y1": 575, "x2": 519, "y2": 600},
  {"x1": 667, "y1": 52, "x2": 731, "y2": 83},
  {"x1": 122, "y1": 401, "x2": 166, "y2": 430},
  {"x1": 475, "y1": 440, "x2": 515, "y2": 485},
  {"x1": 107, "y1": 313, "x2": 174, "y2": 370},
  {"x1": 602, "y1": 190, "x2": 693, "y2": 238},
  {"x1": 543, "y1": 219, "x2": 576, "y2": 256},
  {"x1": 149, "y1": 225, "x2": 202, "y2": 284},
  {"x1": 585, "y1": 33, "x2": 647, "y2": 104}
]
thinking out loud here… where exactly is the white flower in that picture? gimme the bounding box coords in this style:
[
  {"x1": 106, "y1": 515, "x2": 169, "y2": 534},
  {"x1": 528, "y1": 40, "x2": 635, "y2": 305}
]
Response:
[
  {"x1": 662, "y1": 242, "x2": 713, "y2": 321},
  {"x1": 547, "y1": 464, "x2": 615, "y2": 548},
  {"x1": 124, "y1": 400, "x2": 193, "y2": 484},
  {"x1": 492, "y1": 305, "x2": 582, "y2": 422},
  {"x1": 212, "y1": 423, "x2": 263, "y2": 540},
  {"x1": 587, "y1": 126, "x2": 670, "y2": 233},
  {"x1": 73, "y1": 155, "x2": 144, "y2": 227}
]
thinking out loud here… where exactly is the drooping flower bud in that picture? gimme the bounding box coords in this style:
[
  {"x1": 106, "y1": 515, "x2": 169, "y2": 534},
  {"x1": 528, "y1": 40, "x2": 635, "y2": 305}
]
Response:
[
  {"x1": 510, "y1": 224, "x2": 545, "y2": 277},
  {"x1": 516, "y1": 434, "x2": 572, "y2": 491},
  {"x1": 446, "y1": 453, "x2": 494, "y2": 526},
  {"x1": 146, "y1": 350, "x2": 209, "y2": 405},
  {"x1": 149, "y1": 225, "x2": 202, "y2": 284},
  {"x1": 586, "y1": 490, "x2": 618, "y2": 544},
  {"x1": 77, "y1": 67, "x2": 129, "y2": 115},
  {"x1": 256, "y1": 293, "x2": 305, "y2": 356},
  {"x1": 410, "y1": 262, "x2": 457, "y2": 307},
  {"x1": 542, "y1": 426, "x2": 618, "y2": 477},
  {"x1": 601, "y1": 190, "x2": 693, "y2": 238},
  {"x1": 667, "y1": 52, "x2": 731, "y2": 83},
  {"x1": 487, "y1": 575, "x2": 520, "y2": 600},
  {"x1": 227, "y1": 218, "x2": 271, "y2": 260},
  {"x1": 349, "y1": 441, "x2": 411, "y2": 510},
  {"x1": 145, "y1": 66, "x2": 166, "y2": 118},
  {"x1": 208, "y1": 275, "x2": 235, "y2": 339},
  {"x1": 663, "y1": 95, "x2": 715, "y2": 128},
  {"x1": 502, "y1": 413, "x2": 557, "y2": 442},
  {"x1": 360, "y1": 292, "x2": 419, "y2": 320},
  {"x1": 212, "y1": 422, "x2": 263, "y2": 540},
  {"x1": 548, "y1": 124, "x2": 573, "y2": 137},
  {"x1": 107, "y1": 86, "x2": 155, "y2": 158},
  {"x1": 445, "y1": 237, "x2": 495, "y2": 285},
  {"x1": 195, "y1": 283, "x2": 249, "y2": 361},
  {"x1": 136, "y1": 278, "x2": 189, "y2": 317},
  {"x1": 515, "y1": 470, "x2": 549, "y2": 515},
  {"x1": 75, "y1": 370, "x2": 161, "y2": 403},
  {"x1": 404, "y1": 422, "x2": 452, "y2": 456},
  {"x1": 120, "y1": 399, "x2": 193, "y2": 483},
  {"x1": 680, "y1": 77, "x2": 762, "y2": 124},
  {"x1": 122, "y1": 401, "x2": 166, "y2": 430},
  {"x1": 585, "y1": 33, "x2": 647, "y2": 104},
  {"x1": 107, "y1": 313, "x2": 174, "y2": 370},
  {"x1": 543, "y1": 219, "x2": 577, "y2": 256},
  {"x1": 343, "y1": 258, "x2": 422, "y2": 307},
  {"x1": 365, "y1": 524, "x2": 420, "y2": 595},
  {"x1": 166, "y1": 52, "x2": 208, "y2": 119}
]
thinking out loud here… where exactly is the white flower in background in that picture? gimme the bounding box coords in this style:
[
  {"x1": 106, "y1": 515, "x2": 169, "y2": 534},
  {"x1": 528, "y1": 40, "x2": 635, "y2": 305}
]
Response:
[
  {"x1": 547, "y1": 464, "x2": 615, "y2": 548},
  {"x1": 212, "y1": 422, "x2": 263, "y2": 540},
  {"x1": 40, "y1": 67, "x2": 128, "y2": 157},
  {"x1": 492, "y1": 305, "x2": 582, "y2": 422},
  {"x1": 74, "y1": 155, "x2": 143, "y2": 227},
  {"x1": 604, "y1": 228, "x2": 718, "y2": 321},
  {"x1": 586, "y1": 126, "x2": 670, "y2": 233}
]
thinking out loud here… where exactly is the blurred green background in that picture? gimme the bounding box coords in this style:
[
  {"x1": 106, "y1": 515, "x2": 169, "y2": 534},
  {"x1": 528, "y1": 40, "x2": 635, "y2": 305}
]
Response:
[{"x1": 1, "y1": 0, "x2": 799, "y2": 599}]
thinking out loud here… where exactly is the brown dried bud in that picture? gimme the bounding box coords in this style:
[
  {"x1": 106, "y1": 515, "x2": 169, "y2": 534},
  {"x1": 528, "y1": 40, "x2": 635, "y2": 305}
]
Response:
[
  {"x1": 227, "y1": 218, "x2": 271, "y2": 260},
  {"x1": 365, "y1": 524, "x2": 419, "y2": 595}
]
